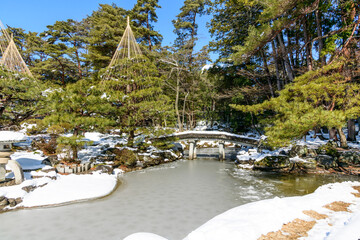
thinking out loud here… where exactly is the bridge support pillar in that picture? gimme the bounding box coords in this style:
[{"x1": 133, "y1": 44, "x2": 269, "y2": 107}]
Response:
[
  {"x1": 219, "y1": 141, "x2": 225, "y2": 161},
  {"x1": 189, "y1": 140, "x2": 197, "y2": 160}
]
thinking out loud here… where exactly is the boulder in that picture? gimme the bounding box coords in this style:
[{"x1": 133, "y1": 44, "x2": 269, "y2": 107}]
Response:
[
  {"x1": 42, "y1": 155, "x2": 59, "y2": 166},
  {"x1": 95, "y1": 165, "x2": 113, "y2": 174},
  {"x1": 293, "y1": 159, "x2": 317, "y2": 170},
  {"x1": 338, "y1": 151, "x2": 360, "y2": 166},
  {"x1": 254, "y1": 156, "x2": 290, "y2": 170},
  {"x1": 316, "y1": 155, "x2": 338, "y2": 169},
  {"x1": 0, "y1": 196, "x2": 8, "y2": 207},
  {"x1": 289, "y1": 145, "x2": 308, "y2": 157},
  {"x1": 22, "y1": 185, "x2": 37, "y2": 193}
]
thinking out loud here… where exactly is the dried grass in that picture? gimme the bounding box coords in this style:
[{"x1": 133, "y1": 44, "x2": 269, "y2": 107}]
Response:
[{"x1": 323, "y1": 201, "x2": 352, "y2": 212}]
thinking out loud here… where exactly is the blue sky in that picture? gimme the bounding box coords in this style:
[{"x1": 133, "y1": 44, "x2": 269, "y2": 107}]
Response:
[{"x1": 0, "y1": 0, "x2": 216, "y2": 59}]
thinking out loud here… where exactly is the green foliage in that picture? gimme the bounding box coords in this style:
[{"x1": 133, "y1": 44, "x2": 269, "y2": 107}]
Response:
[
  {"x1": 56, "y1": 135, "x2": 87, "y2": 161},
  {"x1": 231, "y1": 59, "x2": 360, "y2": 147},
  {"x1": 47, "y1": 125, "x2": 65, "y2": 135},
  {"x1": 0, "y1": 67, "x2": 45, "y2": 127},
  {"x1": 102, "y1": 55, "x2": 173, "y2": 141},
  {"x1": 42, "y1": 79, "x2": 116, "y2": 133},
  {"x1": 114, "y1": 149, "x2": 138, "y2": 168},
  {"x1": 34, "y1": 19, "x2": 88, "y2": 85},
  {"x1": 318, "y1": 142, "x2": 339, "y2": 158},
  {"x1": 42, "y1": 79, "x2": 116, "y2": 160},
  {"x1": 132, "y1": 0, "x2": 163, "y2": 50},
  {"x1": 86, "y1": 4, "x2": 129, "y2": 71},
  {"x1": 23, "y1": 119, "x2": 46, "y2": 135},
  {"x1": 208, "y1": 0, "x2": 260, "y2": 59}
]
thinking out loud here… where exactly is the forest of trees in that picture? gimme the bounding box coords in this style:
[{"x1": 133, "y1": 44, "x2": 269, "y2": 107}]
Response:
[{"x1": 0, "y1": 0, "x2": 359, "y2": 150}]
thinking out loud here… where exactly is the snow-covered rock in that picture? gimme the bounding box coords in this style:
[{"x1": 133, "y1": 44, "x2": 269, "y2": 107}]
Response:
[{"x1": 0, "y1": 131, "x2": 27, "y2": 142}]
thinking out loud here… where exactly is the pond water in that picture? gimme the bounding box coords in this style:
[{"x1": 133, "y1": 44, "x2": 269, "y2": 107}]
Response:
[{"x1": 0, "y1": 159, "x2": 358, "y2": 240}]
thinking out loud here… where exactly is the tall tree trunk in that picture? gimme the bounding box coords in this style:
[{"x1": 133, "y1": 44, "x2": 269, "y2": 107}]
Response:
[
  {"x1": 315, "y1": 10, "x2": 326, "y2": 66},
  {"x1": 188, "y1": 12, "x2": 197, "y2": 66},
  {"x1": 271, "y1": 40, "x2": 282, "y2": 91},
  {"x1": 175, "y1": 71, "x2": 183, "y2": 131},
  {"x1": 147, "y1": 12, "x2": 152, "y2": 51},
  {"x1": 182, "y1": 92, "x2": 189, "y2": 130},
  {"x1": 277, "y1": 33, "x2": 294, "y2": 82},
  {"x1": 338, "y1": 127, "x2": 348, "y2": 148},
  {"x1": 303, "y1": 18, "x2": 313, "y2": 71},
  {"x1": 261, "y1": 50, "x2": 275, "y2": 97},
  {"x1": 347, "y1": 119, "x2": 356, "y2": 141}
]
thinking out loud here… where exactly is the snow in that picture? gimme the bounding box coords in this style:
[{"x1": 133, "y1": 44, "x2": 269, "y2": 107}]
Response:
[
  {"x1": 3, "y1": 129, "x2": 360, "y2": 240},
  {"x1": 124, "y1": 233, "x2": 168, "y2": 240},
  {"x1": 9, "y1": 151, "x2": 46, "y2": 170},
  {"x1": 1, "y1": 170, "x2": 119, "y2": 208},
  {"x1": 84, "y1": 132, "x2": 104, "y2": 142},
  {"x1": 236, "y1": 149, "x2": 286, "y2": 162},
  {"x1": 183, "y1": 181, "x2": 360, "y2": 240},
  {"x1": 1, "y1": 144, "x2": 120, "y2": 209},
  {"x1": 174, "y1": 130, "x2": 260, "y2": 141},
  {"x1": 0, "y1": 131, "x2": 27, "y2": 142},
  {"x1": 21, "y1": 172, "x2": 117, "y2": 207}
]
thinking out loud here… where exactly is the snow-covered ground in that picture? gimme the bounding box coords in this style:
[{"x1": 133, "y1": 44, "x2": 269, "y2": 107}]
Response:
[
  {"x1": 2, "y1": 129, "x2": 360, "y2": 240},
  {"x1": 124, "y1": 181, "x2": 360, "y2": 240},
  {"x1": 1, "y1": 168, "x2": 120, "y2": 208},
  {"x1": 0, "y1": 132, "x2": 123, "y2": 210}
]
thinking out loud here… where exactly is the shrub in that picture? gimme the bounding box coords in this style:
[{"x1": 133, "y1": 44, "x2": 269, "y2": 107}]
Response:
[{"x1": 114, "y1": 149, "x2": 138, "y2": 168}]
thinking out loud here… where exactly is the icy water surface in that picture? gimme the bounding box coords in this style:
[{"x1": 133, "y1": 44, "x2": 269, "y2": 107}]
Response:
[{"x1": 0, "y1": 159, "x2": 358, "y2": 240}]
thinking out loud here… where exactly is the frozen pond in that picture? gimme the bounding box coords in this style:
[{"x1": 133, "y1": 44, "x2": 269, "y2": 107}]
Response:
[{"x1": 0, "y1": 159, "x2": 357, "y2": 240}]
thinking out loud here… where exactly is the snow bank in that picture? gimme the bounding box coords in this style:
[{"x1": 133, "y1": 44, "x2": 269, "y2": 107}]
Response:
[
  {"x1": 21, "y1": 172, "x2": 117, "y2": 207},
  {"x1": 1, "y1": 147, "x2": 120, "y2": 209},
  {"x1": 0, "y1": 131, "x2": 27, "y2": 142},
  {"x1": 0, "y1": 170, "x2": 119, "y2": 208},
  {"x1": 124, "y1": 233, "x2": 168, "y2": 240},
  {"x1": 184, "y1": 181, "x2": 360, "y2": 240}
]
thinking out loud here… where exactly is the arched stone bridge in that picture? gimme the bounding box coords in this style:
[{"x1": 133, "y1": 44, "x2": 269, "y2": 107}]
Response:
[{"x1": 162, "y1": 131, "x2": 260, "y2": 160}]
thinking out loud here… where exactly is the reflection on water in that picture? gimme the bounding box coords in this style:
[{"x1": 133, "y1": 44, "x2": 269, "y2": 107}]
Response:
[{"x1": 0, "y1": 159, "x2": 357, "y2": 240}]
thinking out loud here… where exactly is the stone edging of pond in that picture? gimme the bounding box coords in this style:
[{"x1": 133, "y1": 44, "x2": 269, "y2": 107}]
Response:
[{"x1": 237, "y1": 141, "x2": 360, "y2": 175}]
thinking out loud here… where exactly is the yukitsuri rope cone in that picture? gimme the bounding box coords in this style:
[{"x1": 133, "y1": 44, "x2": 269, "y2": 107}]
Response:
[
  {"x1": 0, "y1": 20, "x2": 33, "y2": 77},
  {"x1": 103, "y1": 16, "x2": 143, "y2": 81},
  {"x1": 0, "y1": 20, "x2": 11, "y2": 56}
]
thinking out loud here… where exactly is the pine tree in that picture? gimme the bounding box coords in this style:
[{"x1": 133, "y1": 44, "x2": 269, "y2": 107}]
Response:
[
  {"x1": 173, "y1": 0, "x2": 210, "y2": 64},
  {"x1": 42, "y1": 80, "x2": 116, "y2": 160},
  {"x1": 86, "y1": 4, "x2": 129, "y2": 72},
  {"x1": 102, "y1": 55, "x2": 172, "y2": 143},
  {"x1": 231, "y1": 59, "x2": 360, "y2": 148},
  {"x1": 0, "y1": 67, "x2": 44, "y2": 127},
  {"x1": 100, "y1": 17, "x2": 173, "y2": 143},
  {"x1": 132, "y1": 0, "x2": 163, "y2": 51}
]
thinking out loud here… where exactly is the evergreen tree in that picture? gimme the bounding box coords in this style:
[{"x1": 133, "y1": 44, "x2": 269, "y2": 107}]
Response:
[
  {"x1": 34, "y1": 19, "x2": 88, "y2": 86},
  {"x1": 231, "y1": 58, "x2": 360, "y2": 148},
  {"x1": 132, "y1": 0, "x2": 163, "y2": 51},
  {"x1": 42, "y1": 80, "x2": 116, "y2": 160},
  {"x1": 173, "y1": 0, "x2": 211, "y2": 65},
  {"x1": 102, "y1": 55, "x2": 173, "y2": 142},
  {"x1": 0, "y1": 67, "x2": 44, "y2": 128},
  {"x1": 86, "y1": 4, "x2": 129, "y2": 72}
]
